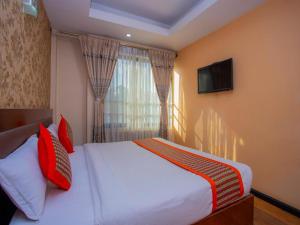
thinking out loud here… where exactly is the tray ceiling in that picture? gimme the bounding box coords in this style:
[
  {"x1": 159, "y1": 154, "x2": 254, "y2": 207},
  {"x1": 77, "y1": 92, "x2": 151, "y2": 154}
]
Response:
[
  {"x1": 44, "y1": 0, "x2": 265, "y2": 50},
  {"x1": 91, "y1": 0, "x2": 201, "y2": 26}
]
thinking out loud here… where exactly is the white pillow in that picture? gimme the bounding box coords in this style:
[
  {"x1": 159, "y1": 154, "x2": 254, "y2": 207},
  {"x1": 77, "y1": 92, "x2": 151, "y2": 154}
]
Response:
[
  {"x1": 0, "y1": 135, "x2": 47, "y2": 220},
  {"x1": 48, "y1": 123, "x2": 58, "y2": 138}
]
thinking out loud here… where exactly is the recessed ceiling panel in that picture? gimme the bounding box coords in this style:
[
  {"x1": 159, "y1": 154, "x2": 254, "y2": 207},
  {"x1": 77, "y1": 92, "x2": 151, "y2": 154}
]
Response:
[
  {"x1": 91, "y1": 0, "x2": 201, "y2": 26},
  {"x1": 44, "y1": 0, "x2": 265, "y2": 50}
]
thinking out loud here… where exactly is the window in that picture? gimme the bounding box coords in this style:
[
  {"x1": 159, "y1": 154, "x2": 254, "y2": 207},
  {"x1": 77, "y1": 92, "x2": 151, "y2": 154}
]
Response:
[{"x1": 104, "y1": 46, "x2": 161, "y2": 141}]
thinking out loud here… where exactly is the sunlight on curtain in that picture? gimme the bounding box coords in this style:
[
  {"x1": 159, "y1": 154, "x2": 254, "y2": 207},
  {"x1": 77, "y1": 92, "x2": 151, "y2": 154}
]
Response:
[{"x1": 104, "y1": 46, "x2": 162, "y2": 142}]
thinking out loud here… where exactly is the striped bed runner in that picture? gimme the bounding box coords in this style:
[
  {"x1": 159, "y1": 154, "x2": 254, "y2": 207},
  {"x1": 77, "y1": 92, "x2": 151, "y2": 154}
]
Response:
[{"x1": 133, "y1": 138, "x2": 244, "y2": 212}]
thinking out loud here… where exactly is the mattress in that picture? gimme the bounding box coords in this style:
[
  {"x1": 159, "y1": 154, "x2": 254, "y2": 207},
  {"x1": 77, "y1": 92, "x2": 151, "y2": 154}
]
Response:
[{"x1": 10, "y1": 138, "x2": 252, "y2": 225}]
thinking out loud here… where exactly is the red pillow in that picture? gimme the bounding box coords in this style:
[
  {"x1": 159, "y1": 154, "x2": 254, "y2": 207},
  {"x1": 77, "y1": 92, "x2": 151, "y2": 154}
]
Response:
[
  {"x1": 38, "y1": 124, "x2": 72, "y2": 190},
  {"x1": 58, "y1": 115, "x2": 74, "y2": 153}
]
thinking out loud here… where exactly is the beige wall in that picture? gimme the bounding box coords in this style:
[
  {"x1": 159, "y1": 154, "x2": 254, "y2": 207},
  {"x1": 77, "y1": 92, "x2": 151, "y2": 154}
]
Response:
[
  {"x1": 0, "y1": 0, "x2": 51, "y2": 108},
  {"x1": 174, "y1": 0, "x2": 300, "y2": 209},
  {"x1": 51, "y1": 35, "x2": 94, "y2": 145},
  {"x1": 51, "y1": 35, "x2": 88, "y2": 145}
]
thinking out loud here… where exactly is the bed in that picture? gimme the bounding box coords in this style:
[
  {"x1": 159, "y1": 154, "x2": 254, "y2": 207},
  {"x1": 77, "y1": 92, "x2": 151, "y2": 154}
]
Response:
[{"x1": 0, "y1": 109, "x2": 254, "y2": 225}]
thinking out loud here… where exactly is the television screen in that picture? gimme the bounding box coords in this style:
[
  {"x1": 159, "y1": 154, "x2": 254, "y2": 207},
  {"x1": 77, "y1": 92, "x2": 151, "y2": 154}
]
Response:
[{"x1": 198, "y1": 58, "x2": 233, "y2": 93}]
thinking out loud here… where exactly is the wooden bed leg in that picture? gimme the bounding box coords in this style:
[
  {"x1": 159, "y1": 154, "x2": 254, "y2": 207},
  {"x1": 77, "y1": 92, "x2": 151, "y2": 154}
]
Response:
[{"x1": 193, "y1": 195, "x2": 254, "y2": 225}]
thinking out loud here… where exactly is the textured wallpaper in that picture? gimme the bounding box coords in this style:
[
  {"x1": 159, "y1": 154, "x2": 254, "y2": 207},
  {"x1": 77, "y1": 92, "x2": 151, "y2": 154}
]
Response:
[{"x1": 0, "y1": 0, "x2": 51, "y2": 108}]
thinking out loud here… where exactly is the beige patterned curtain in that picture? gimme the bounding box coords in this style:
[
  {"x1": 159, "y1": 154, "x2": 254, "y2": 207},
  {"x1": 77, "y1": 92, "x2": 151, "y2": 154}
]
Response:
[
  {"x1": 79, "y1": 35, "x2": 120, "y2": 142},
  {"x1": 148, "y1": 49, "x2": 176, "y2": 139}
]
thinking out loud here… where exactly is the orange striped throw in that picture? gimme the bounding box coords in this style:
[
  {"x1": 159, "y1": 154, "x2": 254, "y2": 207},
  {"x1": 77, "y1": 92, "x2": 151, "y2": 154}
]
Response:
[{"x1": 133, "y1": 138, "x2": 244, "y2": 211}]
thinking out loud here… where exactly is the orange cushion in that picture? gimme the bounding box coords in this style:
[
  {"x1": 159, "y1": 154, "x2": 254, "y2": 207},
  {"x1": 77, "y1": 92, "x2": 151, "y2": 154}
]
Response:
[
  {"x1": 38, "y1": 124, "x2": 72, "y2": 190},
  {"x1": 58, "y1": 116, "x2": 74, "y2": 153}
]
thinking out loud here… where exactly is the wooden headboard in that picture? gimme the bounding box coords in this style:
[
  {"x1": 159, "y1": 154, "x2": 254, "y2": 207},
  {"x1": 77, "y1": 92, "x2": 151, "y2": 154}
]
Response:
[{"x1": 0, "y1": 109, "x2": 52, "y2": 224}]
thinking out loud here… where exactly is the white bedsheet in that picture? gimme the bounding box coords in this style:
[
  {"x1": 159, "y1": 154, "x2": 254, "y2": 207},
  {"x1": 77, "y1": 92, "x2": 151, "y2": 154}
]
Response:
[
  {"x1": 83, "y1": 138, "x2": 252, "y2": 225},
  {"x1": 11, "y1": 138, "x2": 252, "y2": 225}
]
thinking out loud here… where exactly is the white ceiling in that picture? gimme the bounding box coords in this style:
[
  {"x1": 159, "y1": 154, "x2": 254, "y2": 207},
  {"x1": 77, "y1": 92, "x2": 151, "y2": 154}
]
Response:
[{"x1": 44, "y1": 0, "x2": 265, "y2": 50}]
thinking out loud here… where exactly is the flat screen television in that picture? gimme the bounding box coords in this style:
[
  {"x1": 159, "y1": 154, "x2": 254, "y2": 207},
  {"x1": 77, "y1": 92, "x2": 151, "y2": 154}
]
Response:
[{"x1": 197, "y1": 58, "x2": 233, "y2": 93}]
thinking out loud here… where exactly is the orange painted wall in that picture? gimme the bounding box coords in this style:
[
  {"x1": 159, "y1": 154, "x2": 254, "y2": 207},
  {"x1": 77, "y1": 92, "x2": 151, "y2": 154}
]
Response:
[{"x1": 174, "y1": 0, "x2": 300, "y2": 209}]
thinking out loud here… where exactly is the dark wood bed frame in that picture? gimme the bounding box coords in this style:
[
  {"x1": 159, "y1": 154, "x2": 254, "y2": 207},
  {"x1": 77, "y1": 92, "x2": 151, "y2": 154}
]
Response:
[{"x1": 0, "y1": 109, "x2": 254, "y2": 225}]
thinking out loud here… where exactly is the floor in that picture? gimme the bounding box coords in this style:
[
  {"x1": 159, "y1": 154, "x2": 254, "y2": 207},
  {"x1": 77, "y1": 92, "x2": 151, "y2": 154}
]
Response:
[{"x1": 254, "y1": 197, "x2": 300, "y2": 225}]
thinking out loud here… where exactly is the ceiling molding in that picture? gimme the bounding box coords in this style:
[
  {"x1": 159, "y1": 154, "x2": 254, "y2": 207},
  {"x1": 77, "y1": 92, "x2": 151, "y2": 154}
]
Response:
[
  {"x1": 90, "y1": 2, "x2": 170, "y2": 36},
  {"x1": 89, "y1": 0, "x2": 218, "y2": 36},
  {"x1": 170, "y1": 0, "x2": 217, "y2": 34}
]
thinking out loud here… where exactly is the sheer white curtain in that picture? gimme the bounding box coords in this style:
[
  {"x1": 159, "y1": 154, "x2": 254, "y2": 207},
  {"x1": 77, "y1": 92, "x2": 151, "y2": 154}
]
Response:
[{"x1": 104, "y1": 46, "x2": 161, "y2": 142}]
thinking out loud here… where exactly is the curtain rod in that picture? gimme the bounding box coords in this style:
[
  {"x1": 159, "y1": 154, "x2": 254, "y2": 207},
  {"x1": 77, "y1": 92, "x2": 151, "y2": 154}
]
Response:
[{"x1": 53, "y1": 30, "x2": 176, "y2": 53}]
